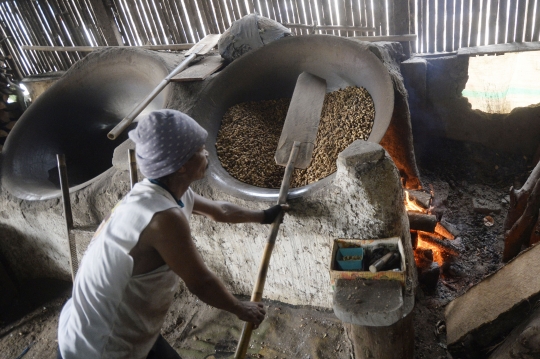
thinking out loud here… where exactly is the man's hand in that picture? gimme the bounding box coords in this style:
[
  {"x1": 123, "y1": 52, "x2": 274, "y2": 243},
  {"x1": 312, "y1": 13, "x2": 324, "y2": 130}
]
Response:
[
  {"x1": 261, "y1": 204, "x2": 289, "y2": 224},
  {"x1": 234, "y1": 301, "x2": 266, "y2": 329}
]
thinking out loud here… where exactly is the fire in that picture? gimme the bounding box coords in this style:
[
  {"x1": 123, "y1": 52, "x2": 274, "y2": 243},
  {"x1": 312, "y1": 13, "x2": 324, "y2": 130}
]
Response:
[
  {"x1": 404, "y1": 190, "x2": 427, "y2": 213},
  {"x1": 416, "y1": 234, "x2": 444, "y2": 265}
]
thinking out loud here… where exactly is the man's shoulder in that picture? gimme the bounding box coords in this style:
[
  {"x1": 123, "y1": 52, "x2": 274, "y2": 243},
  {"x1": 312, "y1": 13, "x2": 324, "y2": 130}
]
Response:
[{"x1": 145, "y1": 207, "x2": 191, "y2": 242}]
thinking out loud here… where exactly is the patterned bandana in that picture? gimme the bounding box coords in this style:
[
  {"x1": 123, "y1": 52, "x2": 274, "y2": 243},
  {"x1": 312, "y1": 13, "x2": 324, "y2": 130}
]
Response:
[{"x1": 128, "y1": 109, "x2": 208, "y2": 179}]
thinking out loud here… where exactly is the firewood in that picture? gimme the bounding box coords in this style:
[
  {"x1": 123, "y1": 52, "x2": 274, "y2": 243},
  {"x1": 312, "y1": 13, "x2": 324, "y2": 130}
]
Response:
[
  {"x1": 503, "y1": 178, "x2": 540, "y2": 262},
  {"x1": 435, "y1": 222, "x2": 455, "y2": 239},
  {"x1": 418, "y1": 232, "x2": 460, "y2": 256},
  {"x1": 408, "y1": 212, "x2": 437, "y2": 232},
  {"x1": 504, "y1": 160, "x2": 540, "y2": 232}
]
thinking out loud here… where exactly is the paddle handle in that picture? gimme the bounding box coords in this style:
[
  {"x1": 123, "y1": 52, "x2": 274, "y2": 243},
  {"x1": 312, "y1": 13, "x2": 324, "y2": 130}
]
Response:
[
  {"x1": 107, "y1": 53, "x2": 197, "y2": 140},
  {"x1": 234, "y1": 142, "x2": 300, "y2": 359}
]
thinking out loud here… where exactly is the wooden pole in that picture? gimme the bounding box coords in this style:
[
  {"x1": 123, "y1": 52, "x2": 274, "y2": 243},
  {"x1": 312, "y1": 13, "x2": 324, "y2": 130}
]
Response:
[
  {"x1": 525, "y1": 0, "x2": 536, "y2": 42},
  {"x1": 515, "y1": 0, "x2": 527, "y2": 42},
  {"x1": 351, "y1": 0, "x2": 361, "y2": 36},
  {"x1": 469, "y1": 0, "x2": 480, "y2": 46},
  {"x1": 436, "y1": 0, "x2": 444, "y2": 51},
  {"x1": 391, "y1": 0, "x2": 411, "y2": 57},
  {"x1": 57, "y1": 154, "x2": 78, "y2": 282},
  {"x1": 487, "y1": 0, "x2": 497, "y2": 44},
  {"x1": 445, "y1": 0, "x2": 454, "y2": 52},
  {"x1": 129, "y1": 149, "x2": 138, "y2": 189},
  {"x1": 454, "y1": 0, "x2": 462, "y2": 49},
  {"x1": 88, "y1": 0, "x2": 122, "y2": 45},
  {"x1": 234, "y1": 142, "x2": 300, "y2": 359},
  {"x1": 507, "y1": 0, "x2": 518, "y2": 42},
  {"x1": 497, "y1": 0, "x2": 508, "y2": 44},
  {"x1": 21, "y1": 44, "x2": 194, "y2": 52},
  {"x1": 478, "y1": 0, "x2": 489, "y2": 46}
]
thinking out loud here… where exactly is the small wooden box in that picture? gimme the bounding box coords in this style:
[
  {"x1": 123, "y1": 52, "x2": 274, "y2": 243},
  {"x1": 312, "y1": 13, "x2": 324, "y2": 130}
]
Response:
[{"x1": 329, "y1": 237, "x2": 406, "y2": 288}]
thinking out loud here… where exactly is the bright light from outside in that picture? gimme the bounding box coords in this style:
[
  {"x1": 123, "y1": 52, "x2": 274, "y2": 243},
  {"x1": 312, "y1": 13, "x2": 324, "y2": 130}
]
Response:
[
  {"x1": 462, "y1": 51, "x2": 540, "y2": 114},
  {"x1": 19, "y1": 83, "x2": 29, "y2": 96}
]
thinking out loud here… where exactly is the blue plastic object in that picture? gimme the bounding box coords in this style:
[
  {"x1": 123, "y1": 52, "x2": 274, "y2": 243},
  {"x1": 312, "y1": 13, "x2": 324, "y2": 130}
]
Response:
[{"x1": 336, "y1": 247, "x2": 364, "y2": 271}]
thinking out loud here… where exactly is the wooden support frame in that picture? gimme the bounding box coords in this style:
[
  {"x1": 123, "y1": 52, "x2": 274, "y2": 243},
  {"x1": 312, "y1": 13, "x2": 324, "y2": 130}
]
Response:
[{"x1": 88, "y1": 0, "x2": 122, "y2": 46}]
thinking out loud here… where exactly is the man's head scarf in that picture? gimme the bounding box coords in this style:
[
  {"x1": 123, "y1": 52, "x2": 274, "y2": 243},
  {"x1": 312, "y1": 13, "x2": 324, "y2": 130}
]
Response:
[{"x1": 128, "y1": 109, "x2": 208, "y2": 179}]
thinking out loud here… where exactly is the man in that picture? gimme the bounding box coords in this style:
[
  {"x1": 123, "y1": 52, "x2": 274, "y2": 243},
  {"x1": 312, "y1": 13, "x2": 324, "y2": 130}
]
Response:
[{"x1": 57, "y1": 109, "x2": 285, "y2": 358}]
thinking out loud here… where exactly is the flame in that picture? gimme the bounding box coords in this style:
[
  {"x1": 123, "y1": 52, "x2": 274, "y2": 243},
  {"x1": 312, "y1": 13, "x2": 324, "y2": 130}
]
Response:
[
  {"x1": 404, "y1": 190, "x2": 426, "y2": 213},
  {"x1": 416, "y1": 234, "x2": 444, "y2": 265}
]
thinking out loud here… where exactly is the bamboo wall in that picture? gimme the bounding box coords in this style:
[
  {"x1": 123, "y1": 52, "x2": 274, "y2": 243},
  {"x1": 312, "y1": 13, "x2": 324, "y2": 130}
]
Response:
[
  {"x1": 0, "y1": 0, "x2": 538, "y2": 79},
  {"x1": 413, "y1": 0, "x2": 540, "y2": 53}
]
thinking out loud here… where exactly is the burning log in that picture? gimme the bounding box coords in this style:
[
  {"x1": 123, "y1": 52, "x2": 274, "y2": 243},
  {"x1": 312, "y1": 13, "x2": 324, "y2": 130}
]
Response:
[
  {"x1": 417, "y1": 232, "x2": 460, "y2": 256},
  {"x1": 434, "y1": 222, "x2": 455, "y2": 240},
  {"x1": 414, "y1": 248, "x2": 433, "y2": 268},
  {"x1": 503, "y1": 168, "x2": 540, "y2": 262},
  {"x1": 408, "y1": 212, "x2": 437, "y2": 232}
]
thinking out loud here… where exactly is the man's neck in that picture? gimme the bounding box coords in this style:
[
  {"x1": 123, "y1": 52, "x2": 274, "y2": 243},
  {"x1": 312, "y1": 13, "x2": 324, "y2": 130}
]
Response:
[{"x1": 159, "y1": 175, "x2": 191, "y2": 200}]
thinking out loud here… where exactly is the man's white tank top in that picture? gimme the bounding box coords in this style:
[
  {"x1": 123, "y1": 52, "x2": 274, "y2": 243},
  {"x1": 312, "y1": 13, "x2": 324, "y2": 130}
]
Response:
[{"x1": 58, "y1": 179, "x2": 194, "y2": 359}]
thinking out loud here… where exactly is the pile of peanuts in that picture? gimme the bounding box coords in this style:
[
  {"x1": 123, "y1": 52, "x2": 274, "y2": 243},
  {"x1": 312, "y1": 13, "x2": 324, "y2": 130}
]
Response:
[{"x1": 216, "y1": 86, "x2": 375, "y2": 188}]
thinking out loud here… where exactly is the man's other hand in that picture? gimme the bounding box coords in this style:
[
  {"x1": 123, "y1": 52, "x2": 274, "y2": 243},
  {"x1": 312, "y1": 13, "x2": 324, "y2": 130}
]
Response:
[{"x1": 235, "y1": 301, "x2": 266, "y2": 328}]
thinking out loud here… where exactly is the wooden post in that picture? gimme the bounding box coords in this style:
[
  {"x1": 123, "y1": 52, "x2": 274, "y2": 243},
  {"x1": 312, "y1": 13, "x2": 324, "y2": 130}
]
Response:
[
  {"x1": 497, "y1": 0, "x2": 508, "y2": 44},
  {"x1": 445, "y1": 0, "x2": 454, "y2": 52},
  {"x1": 453, "y1": 0, "x2": 462, "y2": 50},
  {"x1": 461, "y1": 0, "x2": 471, "y2": 47},
  {"x1": 87, "y1": 0, "x2": 122, "y2": 46},
  {"x1": 57, "y1": 154, "x2": 78, "y2": 281},
  {"x1": 507, "y1": 0, "x2": 518, "y2": 42},
  {"x1": 390, "y1": 0, "x2": 411, "y2": 58},
  {"x1": 436, "y1": 0, "x2": 444, "y2": 51},
  {"x1": 515, "y1": 0, "x2": 527, "y2": 42},
  {"x1": 128, "y1": 149, "x2": 138, "y2": 189},
  {"x1": 488, "y1": 0, "x2": 498, "y2": 44},
  {"x1": 345, "y1": 313, "x2": 414, "y2": 359}
]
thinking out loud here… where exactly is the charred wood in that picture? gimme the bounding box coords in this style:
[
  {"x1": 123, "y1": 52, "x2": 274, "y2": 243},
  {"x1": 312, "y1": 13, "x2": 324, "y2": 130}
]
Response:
[
  {"x1": 435, "y1": 222, "x2": 456, "y2": 239},
  {"x1": 408, "y1": 212, "x2": 437, "y2": 232},
  {"x1": 418, "y1": 232, "x2": 460, "y2": 256}
]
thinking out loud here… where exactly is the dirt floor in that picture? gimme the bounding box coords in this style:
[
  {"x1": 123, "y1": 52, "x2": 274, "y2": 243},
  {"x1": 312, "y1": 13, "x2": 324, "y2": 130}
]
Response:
[{"x1": 0, "y1": 137, "x2": 531, "y2": 359}]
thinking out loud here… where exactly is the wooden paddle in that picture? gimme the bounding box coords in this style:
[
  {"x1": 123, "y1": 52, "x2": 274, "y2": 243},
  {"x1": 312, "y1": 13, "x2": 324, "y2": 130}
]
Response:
[
  {"x1": 107, "y1": 34, "x2": 221, "y2": 140},
  {"x1": 234, "y1": 72, "x2": 327, "y2": 359}
]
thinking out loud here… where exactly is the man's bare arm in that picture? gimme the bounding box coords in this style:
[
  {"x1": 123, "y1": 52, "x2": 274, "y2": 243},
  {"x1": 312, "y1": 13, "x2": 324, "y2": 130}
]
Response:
[
  {"x1": 192, "y1": 193, "x2": 265, "y2": 223},
  {"x1": 192, "y1": 193, "x2": 288, "y2": 224},
  {"x1": 142, "y1": 208, "x2": 265, "y2": 326}
]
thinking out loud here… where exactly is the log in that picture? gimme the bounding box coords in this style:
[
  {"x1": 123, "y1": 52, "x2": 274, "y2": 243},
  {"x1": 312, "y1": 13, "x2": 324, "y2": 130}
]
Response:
[
  {"x1": 344, "y1": 313, "x2": 414, "y2": 359},
  {"x1": 434, "y1": 222, "x2": 455, "y2": 240},
  {"x1": 408, "y1": 212, "x2": 437, "y2": 232},
  {"x1": 503, "y1": 178, "x2": 540, "y2": 262},
  {"x1": 414, "y1": 248, "x2": 433, "y2": 268},
  {"x1": 417, "y1": 232, "x2": 460, "y2": 256},
  {"x1": 503, "y1": 160, "x2": 540, "y2": 232},
  {"x1": 21, "y1": 44, "x2": 194, "y2": 52}
]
